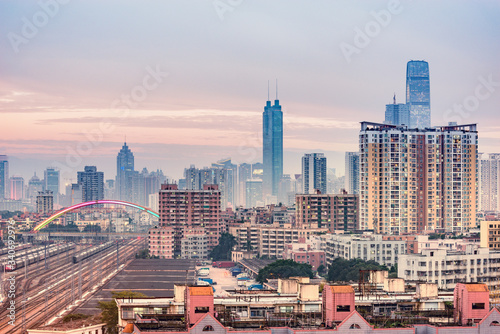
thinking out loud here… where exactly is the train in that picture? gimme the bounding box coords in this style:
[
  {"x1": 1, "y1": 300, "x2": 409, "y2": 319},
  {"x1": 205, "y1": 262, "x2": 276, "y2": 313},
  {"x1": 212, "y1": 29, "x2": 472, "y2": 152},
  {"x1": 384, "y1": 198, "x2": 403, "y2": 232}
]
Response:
[
  {"x1": 72, "y1": 241, "x2": 114, "y2": 264},
  {"x1": 0, "y1": 244, "x2": 31, "y2": 256},
  {"x1": 2, "y1": 243, "x2": 75, "y2": 272}
]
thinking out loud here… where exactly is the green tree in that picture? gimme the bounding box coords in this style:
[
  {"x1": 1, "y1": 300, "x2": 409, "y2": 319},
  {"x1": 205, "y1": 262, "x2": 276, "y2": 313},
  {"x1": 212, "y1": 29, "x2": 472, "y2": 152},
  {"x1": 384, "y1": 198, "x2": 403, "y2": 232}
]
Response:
[
  {"x1": 327, "y1": 258, "x2": 388, "y2": 282},
  {"x1": 62, "y1": 313, "x2": 90, "y2": 323},
  {"x1": 317, "y1": 264, "x2": 326, "y2": 275},
  {"x1": 98, "y1": 291, "x2": 148, "y2": 334},
  {"x1": 136, "y1": 248, "x2": 149, "y2": 259},
  {"x1": 83, "y1": 224, "x2": 101, "y2": 233},
  {"x1": 256, "y1": 259, "x2": 314, "y2": 283},
  {"x1": 209, "y1": 233, "x2": 236, "y2": 260}
]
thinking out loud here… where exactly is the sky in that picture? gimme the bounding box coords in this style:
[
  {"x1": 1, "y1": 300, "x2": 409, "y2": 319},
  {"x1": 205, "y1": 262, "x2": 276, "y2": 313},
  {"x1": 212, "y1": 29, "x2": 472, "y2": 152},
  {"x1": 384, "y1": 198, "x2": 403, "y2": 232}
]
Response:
[{"x1": 1, "y1": 0, "x2": 499, "y2": 190}]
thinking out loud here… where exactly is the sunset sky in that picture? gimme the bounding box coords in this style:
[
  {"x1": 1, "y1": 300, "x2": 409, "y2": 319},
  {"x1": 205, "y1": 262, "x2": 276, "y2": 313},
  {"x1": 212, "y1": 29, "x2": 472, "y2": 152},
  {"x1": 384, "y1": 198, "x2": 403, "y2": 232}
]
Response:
[{"x1": 1, "y1": 0, "x2": 499, "y2": 186}]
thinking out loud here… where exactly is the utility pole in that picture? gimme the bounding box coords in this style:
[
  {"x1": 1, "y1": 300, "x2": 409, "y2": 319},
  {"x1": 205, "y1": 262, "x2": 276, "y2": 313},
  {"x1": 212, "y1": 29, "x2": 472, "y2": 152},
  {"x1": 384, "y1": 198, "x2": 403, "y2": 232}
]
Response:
[{"x1": 78, "y1": 261, "x2": 82, "y2": 300}]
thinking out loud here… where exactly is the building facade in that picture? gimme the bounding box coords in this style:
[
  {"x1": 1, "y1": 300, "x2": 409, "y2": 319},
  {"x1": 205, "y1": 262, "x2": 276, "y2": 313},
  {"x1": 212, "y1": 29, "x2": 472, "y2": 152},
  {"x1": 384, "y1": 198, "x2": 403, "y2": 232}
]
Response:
[
  {"x1": 359, "y1": 122, "x2": 478, "y2": 234},
  {"x1": 263, "y1": 98, "x2": 283, "y2": 200},
  {"x1": 44, "y1": 167, "x2": 60, "y2": 202},
  {"x1": 398, "y1": 247, "x2": 500, "y2": 290},
  {"x1": 36, "y1": 190, "x2": 54, "y2": 214},
  {"x1": 148, "y1": 226, "x2": 174, "y2": 259},
  {"x1": 77, "y1": 166, "x2": 104, "y2": 202},
  {"x1": 116, "y1": 142, "x2": 135, "y2": 202},
  {"x1": 181, "y1": 228, "x2": 208, "y2": 259},
  {"x1": 385, "y1": 97, "x2": 409, "y2": 126},
  {"x1": 295, "y1": 193, "x2": 358, "y2": 232},
  {"x1": 0, "y1": 155, "x2": 8, "y2": 199},
  {"x1": 479, "y1": 153, "x2": 500, "y2": 212},
  {"x1": 302, "y1": 153, "x2": 327, "y2": 194},
  {"x1": 406, "y1": 60, "x2": 431, "y2": 128},
  {"x1": 344, "y1": 152, "x2": 359, "y2": 195},
  {"x1": 9, "y1": 176, "x2": 24, "y2": 200},
  {"x1": 159, "y1": 184, "x2": 221, "y2": 255}
]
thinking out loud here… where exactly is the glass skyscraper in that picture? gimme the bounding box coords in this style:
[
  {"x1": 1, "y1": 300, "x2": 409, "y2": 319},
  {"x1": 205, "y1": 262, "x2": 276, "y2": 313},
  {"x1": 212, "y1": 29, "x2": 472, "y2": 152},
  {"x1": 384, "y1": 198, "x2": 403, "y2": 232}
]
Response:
[
  {"x1": 406, "y1": 60, "x2": 430, "y2": 128},
  {"x1": 263, "y1": 98, "x2": 283, "y2": 199},
  {"x1": 116, "y1": 142, "x2": 135, "y2": 201},
  {"x1": 44, "y1": 167, "x2": 60, "y2": 202},
  {"x1": 0, "y1": 155, "x2": 8, "y2": 199},
  {"x1": 385, "y1": 95, "x2": 409, "y2": 126}
]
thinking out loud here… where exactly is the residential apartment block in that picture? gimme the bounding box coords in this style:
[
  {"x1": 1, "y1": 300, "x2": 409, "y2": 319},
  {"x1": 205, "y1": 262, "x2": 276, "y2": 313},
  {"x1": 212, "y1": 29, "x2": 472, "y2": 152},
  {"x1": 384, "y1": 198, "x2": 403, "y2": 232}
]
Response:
[
  {"x1": 359, "y1": 122, "x2": 478, "y2": 234},
  {"x1": 398, "y1": 247, "x2": 500, "y2": 290},
  {"x1": 295, "y1": 192, "x2": 358, "y2": 232},
  {"x1": 158, "y1": 184, "x2": 221, "y2": 255}
]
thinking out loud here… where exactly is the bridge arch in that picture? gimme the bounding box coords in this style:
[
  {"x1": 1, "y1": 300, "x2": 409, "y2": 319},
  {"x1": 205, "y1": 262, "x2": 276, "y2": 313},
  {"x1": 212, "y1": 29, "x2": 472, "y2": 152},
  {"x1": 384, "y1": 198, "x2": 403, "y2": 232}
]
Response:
[{"x1": 32, "y1": 200, "x2": 160, "y2": 232}]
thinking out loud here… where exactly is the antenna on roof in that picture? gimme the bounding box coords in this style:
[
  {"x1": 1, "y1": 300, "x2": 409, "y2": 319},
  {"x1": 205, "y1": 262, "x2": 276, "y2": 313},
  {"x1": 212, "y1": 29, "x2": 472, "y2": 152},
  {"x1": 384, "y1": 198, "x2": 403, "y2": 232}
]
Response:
[
  {"x1": 267, "y1": 80, "x2": 270, "y2": 101},
  {"x1": 276, "y1": 79, "x2": 278, "y2": 100},
  {"x1": 393, "y1": 93, "x2": 396, "y2": 104}
]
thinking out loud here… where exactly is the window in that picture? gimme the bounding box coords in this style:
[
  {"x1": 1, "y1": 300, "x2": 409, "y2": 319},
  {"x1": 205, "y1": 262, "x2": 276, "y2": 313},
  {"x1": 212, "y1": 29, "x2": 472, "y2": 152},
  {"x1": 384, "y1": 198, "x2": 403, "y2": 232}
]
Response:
[
  {"x1": 337, "y1": 305, "x2": 351, "y2": 312},
  {"x1": 490, "y1": 321, "x2": 500, "y2": 326},
  {"x1": 195, "y1": 307, "x2": 210, "y2": 313},
  {"x1": 471, "y1": 303, "x2": 485, "y2": 310},
  {"x1": 349, "y1": 324, "x2": 361, "y2": 329},
  {"x1": 203, "y1": 326, "x2": 214, "y2": 331}
]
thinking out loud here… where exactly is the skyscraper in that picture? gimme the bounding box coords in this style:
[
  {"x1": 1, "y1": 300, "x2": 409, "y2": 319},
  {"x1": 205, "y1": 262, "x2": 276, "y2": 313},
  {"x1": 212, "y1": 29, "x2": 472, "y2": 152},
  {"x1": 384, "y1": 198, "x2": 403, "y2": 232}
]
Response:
[
  {"x1": 263, "y1": 92, "x2": 283, "y2": 200},
  {"x1": 27, "y1": 173, "x2": 43, "y2": 206},
  {"x1": 44, "y1": 168, "x2": 60, "y2": 202},
  {"x1": 406, "y1": 60, "x2": 430, "y2": 128},
  {"x1": 302, "y1": 153, "x2": 327, "y2": 194},
  {"x1": 10, "y1": 176, "x2": 24, "y2": 200},
  {"x1": 345, "y1": 152, "x2": 359, "y2": 195},
  {"x1": 77, "y1": 166, "x2": 104, "y2": 202},
  {"x1": 0, "y1": 155, "x2": 8, "y2": 199},
  {"x1": 479, "y1": 153, "x2": 500, "y2": 212},
  {"x1": 359, "y1": 122, "x2": 477, "y2": 234},
  {"x1": 385, "y1": 95, "x2": 410, "y2": 126},
  {"x1": 116, "y1": 142, "x2": 134, "y2": 201}
]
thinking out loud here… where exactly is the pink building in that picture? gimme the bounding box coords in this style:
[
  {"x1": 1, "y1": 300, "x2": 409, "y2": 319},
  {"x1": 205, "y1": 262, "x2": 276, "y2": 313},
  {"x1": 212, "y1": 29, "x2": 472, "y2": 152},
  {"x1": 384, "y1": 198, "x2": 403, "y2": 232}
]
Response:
[
  {"x1": 454, "y1": 283, "x2": 490, "y2": 326},
  {"x1": 159, "y1": 184, "x2": 221, "y2": 255},
  {"x1": 322, "y1": 285, "x2": 355, "y2": 326},
  {"x1": 283, "y1": 244, "x2": 325, "y2": 270},
  {"x1": 185, "y1": 286, "x2": 214, "y2": 326},
  {"x1": 148, "y1": 226, "x2": 174, "y2": 258}
]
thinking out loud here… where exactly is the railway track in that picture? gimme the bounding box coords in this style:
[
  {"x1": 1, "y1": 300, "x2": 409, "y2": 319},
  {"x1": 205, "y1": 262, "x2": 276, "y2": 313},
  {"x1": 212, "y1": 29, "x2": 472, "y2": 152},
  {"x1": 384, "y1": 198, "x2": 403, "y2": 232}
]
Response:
[{"x1": 0, "y1": 239, "x2": 142, "y2": 333}]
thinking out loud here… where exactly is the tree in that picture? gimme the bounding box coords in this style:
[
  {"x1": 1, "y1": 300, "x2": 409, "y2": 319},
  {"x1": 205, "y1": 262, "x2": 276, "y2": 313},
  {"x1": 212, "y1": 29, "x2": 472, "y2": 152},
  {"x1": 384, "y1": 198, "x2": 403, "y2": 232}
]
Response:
[
  {"x1": 317, "y1": 264, "x2": 326, "y2": 275},
  {"x1": 327, "y1": 258, "x2": 388, "y2": 282},
  {"x1": 256, "y1": 259, "x2": 314, "y2": 283},
  {"x1": 41, "y1": 223, "x2": 80, "y2": 232},
  {"x1": 83, "y1": 224, "x2": 101, "y2": 233},
  {"x1": 98, "y1": 291, "x2": 148, "y2": 334},
  {"x1": 136, "y1": 248, "x2": 149, "y2": 259},
  {"x1": 209, "y1": 233, "x2": 236, "y2": 260}
]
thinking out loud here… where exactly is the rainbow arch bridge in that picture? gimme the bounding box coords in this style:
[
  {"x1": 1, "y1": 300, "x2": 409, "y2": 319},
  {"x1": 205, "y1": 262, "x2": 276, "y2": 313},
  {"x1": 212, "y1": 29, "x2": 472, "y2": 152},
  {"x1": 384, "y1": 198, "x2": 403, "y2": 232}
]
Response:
[{"x1": 32, "y1": 200, "x2": 159, "y2": 232}]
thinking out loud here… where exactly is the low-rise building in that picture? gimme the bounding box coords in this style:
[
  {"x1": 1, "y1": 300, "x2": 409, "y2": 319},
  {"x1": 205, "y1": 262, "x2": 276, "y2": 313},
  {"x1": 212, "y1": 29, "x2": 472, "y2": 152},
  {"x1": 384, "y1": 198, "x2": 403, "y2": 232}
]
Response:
[
  {"x1": 325, "y1": 233, "x2": 406, "y2": 267},
  {"x1": 148, "y1": 226, "x2": 174, "y2": 258},
  {"x1": 398, "y1": 247, "x2": 500, "y2": 290},
  {"x1": 283, "y1": 243, "x2": 325, "y2": 270},
  {"x1": 181, "y1": 228, "x2": 208, "y2": 259},
  {"x1": 480, "y1": 220, "x2": 500, "y2": 250}
]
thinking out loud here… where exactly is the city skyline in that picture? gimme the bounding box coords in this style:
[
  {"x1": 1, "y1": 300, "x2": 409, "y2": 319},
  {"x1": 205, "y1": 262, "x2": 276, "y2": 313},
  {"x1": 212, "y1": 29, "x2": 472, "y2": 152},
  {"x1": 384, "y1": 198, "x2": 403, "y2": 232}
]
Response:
[{"x1": 0, "y1": 1, "x2": 499, "y2": 183}]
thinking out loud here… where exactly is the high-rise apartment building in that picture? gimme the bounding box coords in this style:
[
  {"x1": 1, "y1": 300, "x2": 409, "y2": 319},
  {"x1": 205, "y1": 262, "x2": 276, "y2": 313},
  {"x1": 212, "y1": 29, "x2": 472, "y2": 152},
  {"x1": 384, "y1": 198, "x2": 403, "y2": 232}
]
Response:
[
  {"x1": 359, "y1": 122, "x2": 478, "y2": 234},
  {"x1": 77, "y1": 166, "x2": 104, "y2": 202},
  {"x1": 116, "y1": 142, "x2": 135, "y2": 202},
  {"x1": 406, "y1": 60, "x2": 431, "y2": 128},
  {"x1": 36, "y1": 190, "x2": 54, "y2": 214},
  {"x1": 158, "y1": 184, "x2": 221, "y2": 256},
  {"x1": 28, "y1": 173, "x2": 43, "y2": 206},
  {"x1": 345, "y1": 152, "x2": 360, "y2": 195},
  {"x1": 245, "y1": 179, "x2": 263, "y2": 208},
  {"x1": 44, "y1": 167, "x2": 60, "y2": 202},
  {"x1": 302, "y1": 153, "x2": 327, "y2": 194},
  {"x1": 479, "y1": 153, "x2": 500, "y2": 212},
  {"x1": 385, "y1": 95, "x2": 409, "y2": 126},
  {"x1": 10, "y1": 176, "x2": 24, "y2": 200},
  {"x1": 296, "y1": 192, "x2": 359, "y2": 232},
  {"x1": 263, "y1": 96, "x2": 283, "y2": 200},
  {"x1": 0, "y1": 155, "x2": 8, "y2": 199}
]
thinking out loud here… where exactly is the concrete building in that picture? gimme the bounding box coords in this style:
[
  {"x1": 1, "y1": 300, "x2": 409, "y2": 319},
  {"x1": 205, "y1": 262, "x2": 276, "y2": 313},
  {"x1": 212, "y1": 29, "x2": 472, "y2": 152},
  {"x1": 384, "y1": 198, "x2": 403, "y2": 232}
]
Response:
[
  {"x1": 159, "y1": 184, "x2": 220, "y2": 255},
  {"x1": 283, "y1": 243, "x2": 325, "y2": 270},
  {"x1": 322, "y1": 285, "x2": 355, "y2": 326},
  {"x1": 245, "y1": 179, "x2": 263, "y2": 208},
  {"x1": 301, "y1": 153, "x2": 327, "y2": 195},
  {"x1": 359, "y1": 122, "x2": 478, "y2": 234},
  {"x1": 77, "y1": 166, "x2": 104, "y2": 202},
  {"x1": 181, "y1": 228, "x2": 208, "y2": 259},
  {"x1": 398, "y1": 247, "x2": 500, "y2": 290},
  {"x1": 148, "y1": 226, "x2": 174, "y2": 259},
  {"x1": 0, "y1": 155, "x2": 8, "y2": 199},
  {"x1": 295, "y1": 192, "x2": 358, "y2": 232},
  {"x1": 453, "y1": 283, "x2": 490, "y2": 326},
  {"x1": 9, "y1": 176, "x2": 24, "y2": 200},
  {"x1": 36, "y1": 190, "x2": 53, "y2": 214},
  {"x1": 479, "y1": 153, "x2": 500, "y2": 212},
  {"x1": 385, "y1": 96, "x2": 410, "y2": 126},
  {"x1": 325, "y1": 233, "x2": 407, "y2": 268},
  {"x1": 344, "y1": 152, "x2": 359, "y2": 195},
  {"x1": 481, "y1": 220, "x2": 500, "y2": 250}
]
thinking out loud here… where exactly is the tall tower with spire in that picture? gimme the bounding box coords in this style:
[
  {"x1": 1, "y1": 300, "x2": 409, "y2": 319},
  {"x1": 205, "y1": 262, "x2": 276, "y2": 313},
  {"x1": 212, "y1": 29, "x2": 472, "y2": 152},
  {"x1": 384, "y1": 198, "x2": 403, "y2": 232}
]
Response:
[
  {"x1": 116, "y1": 142, "x2": 135, "y2": 201},
  {"x1": 262, "y1": 81, "x2": 283, "y2": 201}
]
